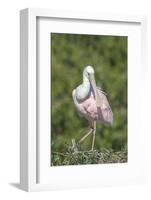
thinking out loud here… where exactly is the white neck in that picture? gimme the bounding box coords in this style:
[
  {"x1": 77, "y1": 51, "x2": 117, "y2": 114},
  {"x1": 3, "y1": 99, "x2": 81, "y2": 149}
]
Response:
[
  {"x1": 75, "y1": 74, "x2": 90, "y2": 102},
  {"x1": 83, "y1": 74, "x2": 90, "y2": 88}
]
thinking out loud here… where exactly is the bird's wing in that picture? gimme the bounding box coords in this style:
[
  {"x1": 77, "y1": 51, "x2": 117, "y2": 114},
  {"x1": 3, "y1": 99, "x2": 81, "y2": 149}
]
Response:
[
  {"x1": 96, "y1": 86, "x2": 107, "y2": 96},
  {"x1": 96, "y1": 88, "x2": 113, "y2": 125}
]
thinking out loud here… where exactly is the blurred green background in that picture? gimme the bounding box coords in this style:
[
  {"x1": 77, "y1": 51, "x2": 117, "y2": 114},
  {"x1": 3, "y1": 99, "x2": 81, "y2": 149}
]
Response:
[{"x1": 51, "y1": 33, "x2": 127, "y2": 155}]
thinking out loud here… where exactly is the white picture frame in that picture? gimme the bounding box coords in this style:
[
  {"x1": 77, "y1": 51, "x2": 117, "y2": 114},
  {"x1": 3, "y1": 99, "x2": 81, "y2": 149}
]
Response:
[{"x1": 20, "y1": 8, "x2": 147, "y2": 191}]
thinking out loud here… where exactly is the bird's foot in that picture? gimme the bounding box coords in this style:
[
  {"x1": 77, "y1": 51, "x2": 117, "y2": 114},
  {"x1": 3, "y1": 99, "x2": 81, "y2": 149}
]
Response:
[{"x1": 71, "y1": 139, "x2": 79, "y2": 153}]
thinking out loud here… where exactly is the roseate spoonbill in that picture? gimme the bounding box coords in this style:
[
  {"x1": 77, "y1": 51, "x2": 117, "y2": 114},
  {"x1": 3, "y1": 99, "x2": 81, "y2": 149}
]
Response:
[{"x1": 72, "y1": 66, "x2": 113, "y2": 151}]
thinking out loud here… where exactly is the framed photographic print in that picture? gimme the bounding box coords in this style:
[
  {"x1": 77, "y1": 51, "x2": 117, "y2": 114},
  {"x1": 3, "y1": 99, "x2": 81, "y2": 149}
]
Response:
[{"x1": 20, "y1": 8, "x2": 147, "y2": 191}]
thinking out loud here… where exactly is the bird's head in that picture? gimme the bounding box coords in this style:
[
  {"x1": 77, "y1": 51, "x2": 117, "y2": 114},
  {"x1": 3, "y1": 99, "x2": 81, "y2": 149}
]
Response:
[
  {"x1": 83, "y1": 65, "x2": 99, "y2": 106},
  {"x1": 83, "y1": 65, "x2": 95, "y2": 85},
  {"x1": 83, "y1": 65, "x2": 95, "y2": 78}
]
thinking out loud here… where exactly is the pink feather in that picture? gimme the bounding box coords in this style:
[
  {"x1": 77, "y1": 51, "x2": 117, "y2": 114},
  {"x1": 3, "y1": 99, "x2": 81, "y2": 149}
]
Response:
[{"x1": 73, "y1": 88, "x2": 113, "y2": 125}]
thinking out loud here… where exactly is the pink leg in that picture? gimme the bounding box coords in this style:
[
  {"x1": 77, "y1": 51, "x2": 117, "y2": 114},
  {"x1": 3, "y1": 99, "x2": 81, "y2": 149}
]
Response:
[
  {"x1": 78, "y1": 128, "x2": 93, "y2": 144},
  {"x1": 91, "y1": 121, "x2": 96, "y2": 151}
]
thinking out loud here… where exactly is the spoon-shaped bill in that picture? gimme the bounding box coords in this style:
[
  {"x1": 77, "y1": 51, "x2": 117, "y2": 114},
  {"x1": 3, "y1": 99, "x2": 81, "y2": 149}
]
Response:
[{"x1": 89, "y1": 74, "x2": 100, "y2": 107}]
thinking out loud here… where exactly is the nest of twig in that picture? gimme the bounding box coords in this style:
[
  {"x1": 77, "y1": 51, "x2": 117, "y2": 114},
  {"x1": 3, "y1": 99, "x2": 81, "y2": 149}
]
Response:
[{"x1": 51, "y1": 139, "x2": 127, "y2": 166}]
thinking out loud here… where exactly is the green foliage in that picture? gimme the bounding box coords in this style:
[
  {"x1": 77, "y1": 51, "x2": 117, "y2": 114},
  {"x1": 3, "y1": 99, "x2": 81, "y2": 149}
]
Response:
[{"x1": 51, "y1": 33, "x2": 127, "y2": 165}]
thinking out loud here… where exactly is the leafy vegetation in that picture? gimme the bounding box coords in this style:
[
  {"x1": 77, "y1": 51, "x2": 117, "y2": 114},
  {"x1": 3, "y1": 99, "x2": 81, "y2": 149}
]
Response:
[{"x1": 51, "y1": 33, "x2": 127, "y2": 166}]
